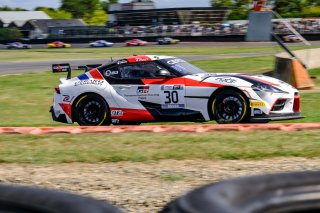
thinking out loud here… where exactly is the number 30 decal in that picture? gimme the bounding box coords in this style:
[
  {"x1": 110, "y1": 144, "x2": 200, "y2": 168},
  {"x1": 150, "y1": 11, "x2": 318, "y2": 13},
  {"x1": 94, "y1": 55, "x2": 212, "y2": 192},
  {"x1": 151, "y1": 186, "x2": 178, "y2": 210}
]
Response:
[
  {"x1": 164, "y1": 91, "x2": 179, "y2": 104},
  {"x1": 161, "y1": 85, "x2": 185, "y2": 109}
]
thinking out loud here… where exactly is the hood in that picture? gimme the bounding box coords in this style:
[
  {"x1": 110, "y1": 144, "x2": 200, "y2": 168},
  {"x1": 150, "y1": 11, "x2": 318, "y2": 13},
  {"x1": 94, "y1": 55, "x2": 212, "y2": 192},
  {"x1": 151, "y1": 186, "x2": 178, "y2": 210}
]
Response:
[{"x1": 192, "y1": 73, "x2": 296, "y2": 91}]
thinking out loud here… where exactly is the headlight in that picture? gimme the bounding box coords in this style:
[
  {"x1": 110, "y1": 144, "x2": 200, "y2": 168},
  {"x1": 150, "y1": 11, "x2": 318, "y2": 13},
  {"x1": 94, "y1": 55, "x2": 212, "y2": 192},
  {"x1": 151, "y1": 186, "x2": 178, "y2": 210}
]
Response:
[{"x1": 251, "y1": 83, "x2": 288, "y2": 93}]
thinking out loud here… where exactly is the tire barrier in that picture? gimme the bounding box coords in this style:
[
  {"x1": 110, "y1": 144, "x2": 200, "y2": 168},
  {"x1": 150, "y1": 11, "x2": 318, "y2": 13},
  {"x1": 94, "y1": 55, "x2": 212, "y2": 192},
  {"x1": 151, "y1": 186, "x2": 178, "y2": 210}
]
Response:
[
  {"x1": 0, "y1": 123, "x2": 319, "y2": 135},
  {"x1": 0, "y1": 184, "x2": 123, "y2": 213},
  {"x1": 161, "y1": 171, "x2": 320, "y2": 213}
]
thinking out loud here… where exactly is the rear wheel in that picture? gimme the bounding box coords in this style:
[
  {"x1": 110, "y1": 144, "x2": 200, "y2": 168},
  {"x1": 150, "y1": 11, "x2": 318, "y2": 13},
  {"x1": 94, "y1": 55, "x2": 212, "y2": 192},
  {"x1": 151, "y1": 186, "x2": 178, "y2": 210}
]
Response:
[
  {"x1": 74, "y1": 94, "x2": 110, "y2": 126},
  {"x1": 210, "y1": 89, "x2": 249, "y2": 124}
]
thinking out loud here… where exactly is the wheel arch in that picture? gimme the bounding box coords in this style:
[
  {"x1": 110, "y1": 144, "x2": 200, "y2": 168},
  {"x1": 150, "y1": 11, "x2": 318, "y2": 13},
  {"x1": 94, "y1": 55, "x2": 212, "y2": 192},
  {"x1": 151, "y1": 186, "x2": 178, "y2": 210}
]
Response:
[
  {"x1": 207, "y1": 86, "x2": 250, "y2": 120},
  {"x1": 71, "y1": 92, "x2": 110, "y2": 123}
]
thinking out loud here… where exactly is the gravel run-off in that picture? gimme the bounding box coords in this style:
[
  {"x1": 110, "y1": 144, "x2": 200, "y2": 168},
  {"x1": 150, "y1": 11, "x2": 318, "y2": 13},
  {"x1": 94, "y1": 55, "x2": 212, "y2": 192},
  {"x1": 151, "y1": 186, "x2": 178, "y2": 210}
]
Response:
[{"x1": 1, "y1": 158, "x2": 320, "y2": 213}]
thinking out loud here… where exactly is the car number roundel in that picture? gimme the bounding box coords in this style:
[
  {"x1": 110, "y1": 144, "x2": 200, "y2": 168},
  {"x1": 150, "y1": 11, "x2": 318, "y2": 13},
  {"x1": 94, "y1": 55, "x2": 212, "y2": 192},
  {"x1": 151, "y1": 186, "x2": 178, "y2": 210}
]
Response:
[{"x1": 160, "y1": 85, "x2": 185, "y2": 109}]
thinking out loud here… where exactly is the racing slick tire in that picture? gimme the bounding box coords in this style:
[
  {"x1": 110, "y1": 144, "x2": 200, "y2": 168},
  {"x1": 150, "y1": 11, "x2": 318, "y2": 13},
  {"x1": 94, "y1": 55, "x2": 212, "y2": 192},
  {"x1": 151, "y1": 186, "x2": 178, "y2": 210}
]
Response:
[
  {"x1": 210, "y1": 89, "x2": 249, "y2": 124},
  {"x1": 0, "y1": 184, "x2": 122, "y2": 213},
  {"x1": 160, "y1": 171, "x2": 320, "y2": 213},
  {"x1": 74, "y1": 94, "x2": 110, "y2": 126}
]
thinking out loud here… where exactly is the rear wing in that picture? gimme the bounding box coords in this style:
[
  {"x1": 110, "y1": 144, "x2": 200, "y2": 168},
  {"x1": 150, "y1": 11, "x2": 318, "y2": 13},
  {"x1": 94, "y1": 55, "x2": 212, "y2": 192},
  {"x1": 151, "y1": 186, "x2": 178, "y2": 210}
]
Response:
[{"x1": 52, "y1": 63, "x2": 102, "y2": 79}]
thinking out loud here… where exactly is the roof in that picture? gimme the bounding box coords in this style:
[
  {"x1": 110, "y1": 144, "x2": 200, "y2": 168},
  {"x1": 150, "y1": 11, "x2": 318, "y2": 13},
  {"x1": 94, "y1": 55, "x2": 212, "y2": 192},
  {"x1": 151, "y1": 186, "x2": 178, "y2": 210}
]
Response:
[
  {"x1": 125, "y1": 55, "x2": 174, "y2": 63},
  {"x1": 23, "y1": 19, "x2": 86, "y2": 33},
  {"x1": 0, "y1": 11, "x2": 51, "y2": 26}
]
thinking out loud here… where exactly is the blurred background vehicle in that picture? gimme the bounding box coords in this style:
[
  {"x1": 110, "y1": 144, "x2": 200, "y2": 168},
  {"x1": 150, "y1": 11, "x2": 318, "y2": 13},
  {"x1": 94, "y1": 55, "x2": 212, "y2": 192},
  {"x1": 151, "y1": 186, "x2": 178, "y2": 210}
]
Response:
[
  {"x1": 283, "y1": 34, "x2": 302, "y2": 42},
  {"x1": 6, "y1": 42, "x2": 32, "y2": 49},
  {"x1": 125, "y1": 39, "x2": 148, "y2": 46},
  {"x1": 157, "y1": 37, "x2": 180, "y2": 45},
  {"x1": 47, "y1": 41, "x2": 71, "y2": 48},
  {"x1": 89, "y1": 40, "x2": 114, "y2": 47}
]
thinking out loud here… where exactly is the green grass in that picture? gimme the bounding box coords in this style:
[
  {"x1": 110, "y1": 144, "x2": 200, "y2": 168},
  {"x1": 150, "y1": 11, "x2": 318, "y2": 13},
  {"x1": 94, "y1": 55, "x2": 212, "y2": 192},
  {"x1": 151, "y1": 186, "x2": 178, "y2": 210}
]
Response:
[
  {"x1": 0, "y1": 56, "x2": 319, "y2": 126},
  {"x1": 0, "y1": 131, "x2": 319, "y2": 163},
  {"x1": 0, "y1": 45, "x2": 315, "y2": 62},
  {"x1": 191, "y1": 56, "x2": 275, "y2": 74}
]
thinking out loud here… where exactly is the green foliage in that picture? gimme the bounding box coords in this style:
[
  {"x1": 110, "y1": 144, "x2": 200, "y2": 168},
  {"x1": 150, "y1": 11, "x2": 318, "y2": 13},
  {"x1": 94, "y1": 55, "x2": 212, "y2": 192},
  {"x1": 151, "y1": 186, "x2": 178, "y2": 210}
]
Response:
[
  {"x1": 0, "y1": 28, "x2": 22, "y2": 40},
  {"x1": 211, "y1": 0, "x2": 233, "y2": 7},
  {"x1": 101, "y1": 0, "x2": 118, "y2": 13},
  {"x1": 83, "y1": 9, "x2": 108, "y2": 25},
  {"x1": 212, "y1": 0, "x2": 320, "y2": 19},
  {"x1": 35, "y1": 7, "x2": 73, "y2": 19},
  {"x1": 0, "y1": 6, "x2": 27, "y2": 11},
  {"x1": 302, "y1": 6, "x2": 320, "y2": 17},
  {"x1": 211, "y1": 0, "x2": 251, "y2": 20},
  {"x1": 60, "y1": 0, "x2": 100, "y2": 18}
]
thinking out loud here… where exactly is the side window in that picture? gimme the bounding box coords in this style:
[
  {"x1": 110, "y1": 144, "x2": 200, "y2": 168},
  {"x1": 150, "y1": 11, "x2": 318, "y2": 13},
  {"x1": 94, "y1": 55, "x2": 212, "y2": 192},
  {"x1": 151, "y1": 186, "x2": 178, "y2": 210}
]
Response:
[
  {"x1": 119, "y1": 62, "x2": 172, "y2": 79},
  {"x1": 103, "y1": 66, "x2": 120, "y2": 78}
]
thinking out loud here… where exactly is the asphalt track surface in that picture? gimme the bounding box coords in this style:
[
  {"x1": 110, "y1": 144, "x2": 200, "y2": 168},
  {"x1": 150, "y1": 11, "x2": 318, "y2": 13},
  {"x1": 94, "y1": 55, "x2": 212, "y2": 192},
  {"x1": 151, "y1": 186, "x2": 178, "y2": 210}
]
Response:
[{"x1": 1, "y1": 41, "x2": 319, "y2": 76}]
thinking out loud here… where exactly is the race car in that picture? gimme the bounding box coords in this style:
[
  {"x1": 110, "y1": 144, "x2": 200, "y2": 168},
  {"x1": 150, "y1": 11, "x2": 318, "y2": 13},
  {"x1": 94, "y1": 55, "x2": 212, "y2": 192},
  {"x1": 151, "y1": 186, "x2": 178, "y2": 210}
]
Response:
[
  {"x1": 282, "y1": 35, "x2": 302, "y2": 43},
  {"x1": 48, "y1": 41, "x2": 71, "y2": 48},
  {"x1": 50, "y1": 55, "x2": 303, "y2": 126},
  {"x1": 89, "y1": 40, "x2": 114, "y2": 48},
  {"x1": 125, "y1": 39, "x2": 148, "y2": 46},
  {"x1": 6, "y1": 42, "x2": 32, "y2": 49},
  {"x1": 157, "y1": 37, "x2": 180, "y2": 45}
]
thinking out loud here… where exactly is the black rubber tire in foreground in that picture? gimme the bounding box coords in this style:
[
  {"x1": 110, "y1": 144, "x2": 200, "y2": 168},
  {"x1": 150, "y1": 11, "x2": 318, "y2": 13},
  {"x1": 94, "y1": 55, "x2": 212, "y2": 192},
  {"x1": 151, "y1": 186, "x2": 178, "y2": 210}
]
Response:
[
  {"x1": 0, "y1": 184, "x2": 123, "y2": 213},
  {"x1": 211, "y1": 89, "x2": 249, "y2": 124},
  {"x1": 74, "y1": 94, "x2": 110, "y2": 126},
  {"x1": 161, "y1": 171, "x2": 320, "y2": 213}
]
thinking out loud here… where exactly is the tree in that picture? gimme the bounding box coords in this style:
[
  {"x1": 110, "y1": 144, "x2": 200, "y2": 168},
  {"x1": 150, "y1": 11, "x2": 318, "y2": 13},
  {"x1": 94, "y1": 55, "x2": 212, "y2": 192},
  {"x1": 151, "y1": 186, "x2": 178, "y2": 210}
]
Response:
[
  {"x1": 35, "y1": 7, "x2": 72, "y2": 19},
  {"x1": 83, "y1": 9, "x2": 108, "y2": 25},
  {"x1": 273, "y1": 0, "x2": 304, "y2": 17},
  {"x1": 211, "y1": 0, "x2": 250, "y2": 20},
  {"x1": 60, "y1": 0, "x2": 100, "y2": 18},
  {"x1": 0, "y1": 28, "x2": 22, "y2": 40},
  {"x1": 211, "y1": 0, "x2": 233, "y2": 7},
  {"x1": 0, "y1": 6, "x2": 27, "y2": 11},
  {"x1": 101, "y1": 0, "x2": 118, "y2": 13}
]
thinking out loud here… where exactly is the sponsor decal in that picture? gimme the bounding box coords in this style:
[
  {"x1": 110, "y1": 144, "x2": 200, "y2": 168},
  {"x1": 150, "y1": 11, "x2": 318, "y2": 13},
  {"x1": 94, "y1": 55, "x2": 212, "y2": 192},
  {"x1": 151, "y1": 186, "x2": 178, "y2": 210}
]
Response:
[
  {"x1": 250, "y1": 100, "x2": 266, "y2": 107},
  {"x1": 215, "y1": 77, "x2": 236, "y2": 84},
  {"x1": 74, "y1": 79, "x2": 104, "y2": 86},
  {"x1": 162, "y1": 104, "x2": 185, "y2": 109},
  {"x1": 161, "y1": 85, "x2": 184, "y2": 90},
  {"x1": 117, "y1": 60, "x2": 127, "y2": 65},
  {"x1": 105, "y1": 70, "x2": 119, "y2": 76},
  {"x1": 52, "y1": 64, "x2": 70, "y2": 72},
  {"x1": 166, "y1": 58, "x2": 185, "y2": 65},
  {"x1": 111, "y1": 119, "x2": 120, "y2": 124},
  {"x1": 111, "y1": 110, "x2": 123, "y2": 116},
  {"x1": 127, "y1": 56, "x2": 151, "y2": 63},
  {"x1": 62, "y1": 95, "x2": 74, "y2": 103},
  {"x1": 137, "y1": 86, "x2": 150, "y2": 94}
]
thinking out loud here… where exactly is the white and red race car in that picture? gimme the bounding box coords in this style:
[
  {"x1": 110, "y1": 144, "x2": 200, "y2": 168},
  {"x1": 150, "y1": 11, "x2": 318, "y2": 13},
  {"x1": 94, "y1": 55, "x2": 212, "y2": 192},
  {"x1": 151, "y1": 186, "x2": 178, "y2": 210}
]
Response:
[{"x1": 50, "y1": 55, "x2": 303, "y2": 125}]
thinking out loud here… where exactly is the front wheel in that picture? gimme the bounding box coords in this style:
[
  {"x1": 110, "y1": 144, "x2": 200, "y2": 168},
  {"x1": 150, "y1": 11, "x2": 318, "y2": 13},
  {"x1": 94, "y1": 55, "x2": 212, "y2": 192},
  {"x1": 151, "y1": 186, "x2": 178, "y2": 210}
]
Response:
[
  {"x1": 74, "y1": 94, "x2": 110, "y2": 126},
  {"x1": 210, "y1": 90, "x2": 249, "y2": 124}
]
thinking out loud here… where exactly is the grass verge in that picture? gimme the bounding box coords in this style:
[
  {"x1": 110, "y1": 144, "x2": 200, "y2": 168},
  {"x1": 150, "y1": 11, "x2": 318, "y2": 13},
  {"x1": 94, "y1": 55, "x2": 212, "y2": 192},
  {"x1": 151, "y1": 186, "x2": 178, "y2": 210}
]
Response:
[{"x1": 0, "y1": 131, "x2": 319, "y2": 163}]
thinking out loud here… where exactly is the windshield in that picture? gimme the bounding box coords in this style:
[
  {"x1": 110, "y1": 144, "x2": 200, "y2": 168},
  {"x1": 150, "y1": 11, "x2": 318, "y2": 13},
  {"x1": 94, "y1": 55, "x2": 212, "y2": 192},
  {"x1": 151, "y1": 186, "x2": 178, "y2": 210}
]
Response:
[{"x1": 160, "y1": 58, "x2": 206, "y2": 75}]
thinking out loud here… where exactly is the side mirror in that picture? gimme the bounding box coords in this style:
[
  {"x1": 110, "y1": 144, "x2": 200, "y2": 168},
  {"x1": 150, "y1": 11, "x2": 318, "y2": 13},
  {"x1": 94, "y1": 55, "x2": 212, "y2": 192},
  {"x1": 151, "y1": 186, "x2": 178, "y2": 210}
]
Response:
[{"x1": 156, "y1": 70, "x2": 172, "y2": 77}]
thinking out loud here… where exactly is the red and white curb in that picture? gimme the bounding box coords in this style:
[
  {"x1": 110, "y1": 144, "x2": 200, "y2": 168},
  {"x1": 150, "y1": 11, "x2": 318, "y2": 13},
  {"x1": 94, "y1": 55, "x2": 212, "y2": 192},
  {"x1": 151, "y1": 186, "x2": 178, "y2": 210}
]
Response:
[{"x1": 0, "y1": 123, "x2": 319, "y2": 135}]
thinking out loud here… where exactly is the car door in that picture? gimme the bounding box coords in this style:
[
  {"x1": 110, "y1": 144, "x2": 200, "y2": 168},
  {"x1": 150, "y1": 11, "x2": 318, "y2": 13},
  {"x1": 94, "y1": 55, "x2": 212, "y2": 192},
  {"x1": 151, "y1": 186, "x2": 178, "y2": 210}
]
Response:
[{"x1": 111, "y1": 61, "x2": 186, "y2": 110}]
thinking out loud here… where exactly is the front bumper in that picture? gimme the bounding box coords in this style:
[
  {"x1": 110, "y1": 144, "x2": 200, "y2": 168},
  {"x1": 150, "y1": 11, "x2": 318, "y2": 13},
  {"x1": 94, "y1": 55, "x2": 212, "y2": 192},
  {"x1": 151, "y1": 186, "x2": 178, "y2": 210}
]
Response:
[{"x1": 250, "y1": 112, "x2": 304, "y2": 123}]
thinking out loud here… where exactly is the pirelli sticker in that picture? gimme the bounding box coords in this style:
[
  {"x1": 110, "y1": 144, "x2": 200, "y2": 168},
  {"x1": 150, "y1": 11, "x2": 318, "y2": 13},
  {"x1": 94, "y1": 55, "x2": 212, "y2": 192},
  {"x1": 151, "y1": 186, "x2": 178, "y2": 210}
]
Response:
[{"x1": 250, "y1": 100, "x2": 266, "y2": 108}]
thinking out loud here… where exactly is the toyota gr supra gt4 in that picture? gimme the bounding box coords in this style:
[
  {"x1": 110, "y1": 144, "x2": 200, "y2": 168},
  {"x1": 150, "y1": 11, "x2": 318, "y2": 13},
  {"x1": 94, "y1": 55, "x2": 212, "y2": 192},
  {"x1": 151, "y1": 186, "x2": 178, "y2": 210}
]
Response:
[
  {"x1": 125, "y1": 39, "x2": 148, "y2": 46},
  {"x1": 89, "y1": 40, "x2": 114, "y2": 47},
  {"x1": 6, "y1": 42, "x2": 32, "y2": 49},
  {"x1": 157, "y1": 37, "x2": 180, "y2": 45},
  {"x1": 50, "y1": 55, "x2": 303, "y2": 126},
  {"x1": 48, "y1": 41, "x2": 71, "y2": 48}
]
